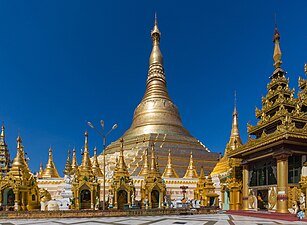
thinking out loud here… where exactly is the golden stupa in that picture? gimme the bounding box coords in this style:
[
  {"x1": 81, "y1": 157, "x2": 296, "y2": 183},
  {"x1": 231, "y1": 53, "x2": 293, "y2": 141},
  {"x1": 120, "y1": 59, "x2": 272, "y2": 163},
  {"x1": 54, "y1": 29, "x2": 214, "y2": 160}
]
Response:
[{"x1": 100, "y1": 15, "x2": 219, "y2": 178}]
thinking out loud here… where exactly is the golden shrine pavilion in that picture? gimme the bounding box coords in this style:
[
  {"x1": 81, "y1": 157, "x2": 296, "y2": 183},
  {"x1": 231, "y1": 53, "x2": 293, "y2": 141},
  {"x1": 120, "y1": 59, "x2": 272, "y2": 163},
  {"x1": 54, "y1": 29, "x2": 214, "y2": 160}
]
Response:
[{"x1": 228, "y1": 27, "x2": 307, "y2": 213}]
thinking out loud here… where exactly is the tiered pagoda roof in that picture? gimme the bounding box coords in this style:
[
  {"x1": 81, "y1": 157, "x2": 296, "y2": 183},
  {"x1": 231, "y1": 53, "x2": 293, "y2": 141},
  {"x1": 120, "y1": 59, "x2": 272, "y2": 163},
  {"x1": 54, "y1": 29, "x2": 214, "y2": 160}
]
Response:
[{"x1": 229, "y1": 28, "x2": 307, "y2": 159}]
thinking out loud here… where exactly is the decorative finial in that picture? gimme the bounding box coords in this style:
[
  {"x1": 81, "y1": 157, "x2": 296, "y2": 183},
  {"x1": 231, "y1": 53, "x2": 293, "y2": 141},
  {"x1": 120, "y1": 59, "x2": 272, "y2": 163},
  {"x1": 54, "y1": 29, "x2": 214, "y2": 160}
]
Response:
[
  {"x1": 305, "y1": 64, "x2": 307, "y2": 75},
  {"x1": 273, "y1": 22, "x2": 282, "y2": 69},
  {"x1": 149, "y1": 13, "x2": 163, "y2": 66},
  {"x1": 0, "y1": 122, "x2": 5, "y2": 144},
  {"x1": 92, "y1": 146, "x2": 103, "y2": 177},
  {"x1": 17, "y1": 134, "x2": 22, "y2": 149}
]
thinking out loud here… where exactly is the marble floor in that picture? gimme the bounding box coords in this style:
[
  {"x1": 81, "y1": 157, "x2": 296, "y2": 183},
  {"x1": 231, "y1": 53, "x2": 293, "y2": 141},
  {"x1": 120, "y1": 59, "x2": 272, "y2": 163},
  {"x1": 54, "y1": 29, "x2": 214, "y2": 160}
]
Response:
[{"x1": 1, "y1": 214, "x2": 305, "y2": 225}]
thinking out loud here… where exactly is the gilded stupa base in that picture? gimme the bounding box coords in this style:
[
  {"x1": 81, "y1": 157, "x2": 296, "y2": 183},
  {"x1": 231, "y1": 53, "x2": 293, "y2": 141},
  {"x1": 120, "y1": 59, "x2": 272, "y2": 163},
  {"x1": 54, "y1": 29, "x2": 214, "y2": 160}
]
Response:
[{"x1": 98, "y1": 133, "x2": 219, "y2": 179}]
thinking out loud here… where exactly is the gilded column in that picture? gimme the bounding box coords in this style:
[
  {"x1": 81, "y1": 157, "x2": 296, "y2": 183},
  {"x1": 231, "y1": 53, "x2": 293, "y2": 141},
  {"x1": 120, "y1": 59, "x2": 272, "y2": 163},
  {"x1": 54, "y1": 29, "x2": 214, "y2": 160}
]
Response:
[
  {"x1": 275, "y1": 153, "x2": 289, "y2": 213},
  {"x1": 242, "y1": 164, "x2": 249, "y2": 210},
  {"x1": 14, "y1": 190, "x2": 20, "y2": 211},
  {"x1": 127, "y1": 190, "x2": 131, "y2": 207},
  {"x1": 229, "y1": 190, "x2": 234, "y2": 210},
  {"x1": 91, "y1": 189, "x2": 94, "y2": 209},
  {"x1": 114, "y1": 190, "x2": 118, "y2": 209}
]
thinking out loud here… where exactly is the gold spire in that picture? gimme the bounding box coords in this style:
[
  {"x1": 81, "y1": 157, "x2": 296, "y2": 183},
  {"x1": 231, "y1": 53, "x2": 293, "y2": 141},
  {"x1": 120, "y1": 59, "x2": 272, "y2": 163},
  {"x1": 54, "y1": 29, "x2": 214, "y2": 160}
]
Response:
[
  {"x1": 146, "y1": 142, "x2": 162, "y2": 178},
  {"x1": 42, "y1": 147, "x2": 60, "y2": 178},
  {"x1": 162, "y1": 149, "x2": 179, "y2": 178},
  {"x1": 149, "y1": 13, "x2": 163, "y2": 66},
  {"x1": 0, "y1": 123, "x2": 5, "y2": 145},
  {"x1": 63, "y1": 149, "x2": 73, "y2": 176},
  {"x1": 71, "y1": 147, "x2": 79, "y2": 174},
  {"x1": 0, "y1": 123, "x2": 9, "y2": 174},
  {"x1": 121, "y1": 14, "x2": 191, "y2": 138},
  {"x1": 183, "y1": 152, "x2": 198, "y2": 178},
  {"x1": 117, "y1": 138, "x2": 128, "y2": 173},
  {"x1": 92, "y1": 147, "x2": 103, "y2": 177},
  {"x1": 38, "y1": 162, "x2": 43, "y2": 178},
  {"x1": 228, "y1": 95, "x2": 242, "y2": 152},
  {"x1": 10, "y1": 135, "x2": 26, "y2": 174},
  {"x1": 273, "y1": 26, "x2": 282, "y2": 69},
  {"x1": 211, "y1": 101, "x2": 242, "y2": 176},
  {"x1": 79, "y1": 131, "x2": 93, "y2": 173},
  {"x1": 138, "y1": 147, "x2": 150, "y2": 176}
]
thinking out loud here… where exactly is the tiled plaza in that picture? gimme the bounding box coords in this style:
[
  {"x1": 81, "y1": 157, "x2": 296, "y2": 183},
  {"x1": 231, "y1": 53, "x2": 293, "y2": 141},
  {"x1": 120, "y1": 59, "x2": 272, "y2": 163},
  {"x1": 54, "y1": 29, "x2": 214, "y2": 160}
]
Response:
[{"x1": 1, "y1": 214, "x2": 305, "y2": 225}]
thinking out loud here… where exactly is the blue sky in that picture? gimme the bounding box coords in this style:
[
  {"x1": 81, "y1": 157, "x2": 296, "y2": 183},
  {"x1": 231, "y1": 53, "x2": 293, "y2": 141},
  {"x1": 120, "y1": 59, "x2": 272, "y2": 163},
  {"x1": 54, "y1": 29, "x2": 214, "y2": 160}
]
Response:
[{"x1": 0, "y1": 1, "x2": 306, "y2": 175}]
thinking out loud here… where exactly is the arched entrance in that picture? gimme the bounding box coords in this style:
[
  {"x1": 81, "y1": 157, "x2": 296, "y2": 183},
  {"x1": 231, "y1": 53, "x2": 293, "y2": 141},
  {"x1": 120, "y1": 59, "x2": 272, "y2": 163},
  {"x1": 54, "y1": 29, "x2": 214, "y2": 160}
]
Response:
[
  {"x1": 80, "y1": 189, "x2": 91, "y2": 209},
  {"x1": 3, "y1": 188, "x2": 15, "y2": 207},
  {"x1": 117, "y1": 190, "x2": 127, "y2": 210},
  {"x1": 151, "y1": 190, "x2": 159, "y2": 208}
]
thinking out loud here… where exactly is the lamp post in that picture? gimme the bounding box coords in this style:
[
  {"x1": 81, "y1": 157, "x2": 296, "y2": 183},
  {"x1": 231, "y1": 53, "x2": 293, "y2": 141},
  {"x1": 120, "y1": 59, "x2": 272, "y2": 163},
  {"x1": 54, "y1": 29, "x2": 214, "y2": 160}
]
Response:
[{"x1": 87, "y1": 120, "x2": 118, "y2": 210}]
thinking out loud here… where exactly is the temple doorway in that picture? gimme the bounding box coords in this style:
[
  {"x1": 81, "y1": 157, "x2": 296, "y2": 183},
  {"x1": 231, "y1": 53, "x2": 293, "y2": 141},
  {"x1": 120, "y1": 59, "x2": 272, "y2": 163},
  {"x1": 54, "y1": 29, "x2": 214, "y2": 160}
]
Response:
[
  {"x1": 151, "y1": 190, "x2": 159, "y2": 208},
  {"x1": 80, "y1": 189, "x2": 91, "y2": 209},
  {"x1": 117, "y1": 190, "x2": 127, "y2": 210},
  {"x1": 257, "y1": 189, "x2": 268, "y2": 210},
  {"x1": 3, "y1": 188, "x2": 15, "y2": 207}
]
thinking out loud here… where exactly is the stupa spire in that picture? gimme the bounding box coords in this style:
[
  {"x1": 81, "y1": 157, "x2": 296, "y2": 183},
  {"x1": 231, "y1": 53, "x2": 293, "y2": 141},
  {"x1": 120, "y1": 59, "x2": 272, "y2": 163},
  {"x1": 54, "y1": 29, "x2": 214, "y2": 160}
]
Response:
[
  {"x1": 113, "y1": 138, "x2": 129, "y2": 177},
  {"x1": 228, "y1": 93, "x2": 242, "y2": 152},
  {"x1": 92, "y1": 146, "x2": 103, "y2": 177},
  {"x1": 71, "y1": 147, "x2": 79, "y2": 174},
  {"x1": 10, "y1": 135, "x2": 25, "y2": 172},
  {"x1": 0, "y1": 123, "x2": 5, "y2": 145},
  {"x1": 183, "y1": 152, "x2": 198, "y2": 178},
  {"x1": 139, "y1": 147, "x2": 150, "y2": 176},
  {"x1": 118, "y1": 138, "x2": 127, "y2": 171},
  {"x1": 63, "y1": 149, "x2": 72, "y2": 176},
  {"x1": 122, "y1": 13, "x2": 191, "y2": 138},
  {"x1": 42, "y1": 147, "x2": 60, "y2": 178},
  {"x1": 38, "y1": 162, "x2": 43, "y2": 178},
  {"x1": 80, "y1": 131, "x2": 92, "y2": 172},
  {"x1": 273, "y1": 25, "x2": 282, "y2": 69},
  {"x1": 162, "y1": 149, "x2": 179, "y2": 178},
  {"x1": 148, "y1": 142, "x2": 162, "y2": 177},
  {"x1": 0, "y1": 123, "x2": 9, "y2": 174}
]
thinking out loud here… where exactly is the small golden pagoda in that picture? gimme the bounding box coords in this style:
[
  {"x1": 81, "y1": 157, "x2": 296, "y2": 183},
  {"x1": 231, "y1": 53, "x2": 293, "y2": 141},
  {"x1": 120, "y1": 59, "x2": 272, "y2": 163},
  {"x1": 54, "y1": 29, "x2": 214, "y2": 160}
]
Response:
[
  {"x1": 203, "y1": 175, "x2": 219, "y2": 207},
  {"x1": 101, "y1": 15, "x2": 219, "y2": 178},
  {"x1": 194, "y1": 166, "x2": 207, "y2": 205},
  {"x1": 141, "y1": 143, "x2": 166, "y2": 208},
  {"x1": 0, "y1": 124, "x2": 10, "y2": 175},
  {"x1": 211, "y1": 101, "x2": 243, "y2": 210},
  {"x1": 138, "y1": 147, "x2": 150, "y2": 177},
  {"x1": 63, "y1": 149, "x2": 72, "y2": 176},
  {"x1": 72, "y1": 131, "x2": 100, "y2": 210},
  {"x1": 41, "y1": 147, "x2": 60, "y2": 178},
  {"x1": 183, "y1": 152, "x2": 198, "y2": 178},
  {"x1": 229, "y1": 27, "x2": 307, "y2": 213},
  {"x1": 71, "y1": 147, "x2": 79, "y2": 175},
  {"x1": 109, "y1": 138, "x2": 135, "y2": 210},
  {"x1": 194, "y1": 167, "x2": 219, "y2": 207},
  {"x1": 162, "y1": 150, "x2": 179, "y2": 178},
  {"x1": 211, "y1": 102, "x2": 242, "y2": 177},
  {"x1": 0, "y1": 135, "x2": 40, "y2": 210},
  {"x1": 92, "y1": 147, "x2": 103, "y2": 177},
  {"x1": 37, "y1": 162, "x2": 43, "y2": 179}
]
